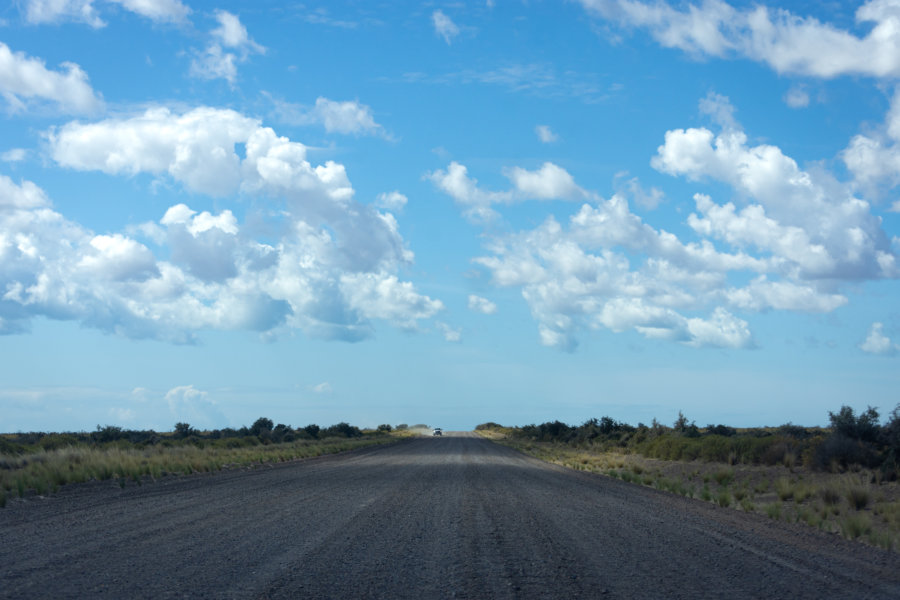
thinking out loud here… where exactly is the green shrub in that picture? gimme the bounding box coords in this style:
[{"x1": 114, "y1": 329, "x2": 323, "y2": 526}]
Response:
[
  {"x1": 173, "y1": 422, "x2": 196, "y2": 439},
  {"x1": 814, "y1": 434, "x2": 880, "y2": 470},
  {"x1": 829, "y1": 406, "x2": 880, "y2": 442},
  {"x1": 38, "y1": 434, "x2": 80, "y2": 451},
  {"x1": 798, "y1": 507, "x2": 820, "y2": 528},
  {"x1": 716, "y1": 490, "x2": 732, "y2": 507},
  {"x1": 706, "y1": 424, "x2": 736, "y2": 437},
  {"x1": 840, "y1": 514, "x2": 872, "y2": 539},
  {"x1": 0, "y1": 436, "x2": 25, "y2": 455},
  {"x1": 793, "y1": 484, "x2": 813, "y2": 504},
  {"x1": 846, "y1": 486, "x2": 871, "y2": 510},
  {"x1": 713, "y1": 468, "x2": 734, "y2": 486},
  {"x1": 867, "y1": 530, "x2": 894, "y2": 551},
  {"x1": 775, "y1": 478, "x2": 794, "y2": 501},
  {"x1": 322, "y1": 422, "x2": 362, "y2": 438},
  {"x1": 820, "y1": 486, "x2": 841, "y2": 505}
]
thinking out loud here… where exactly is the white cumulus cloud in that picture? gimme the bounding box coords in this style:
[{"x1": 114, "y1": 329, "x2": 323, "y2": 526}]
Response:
[
  {"x1": 427, "y1": 161, "x2": 590, "y2": 223},
  {"x1": 191, "y1": 10, "x2": 264, "y2": 85},
  {"x1": 108, "y1": 0, "x2": 190, "y2": 23},
  {"x1": 860, "y1": 322, "x2": 898, "y2": 355},
  {"x1": 272, "y1": 96, "x2": 389, "y2": 137},
  {"x1": 211, "y1": 9, "x2": 264, "y2": 52},
  {"x1": 1, "y1": 149, "x2": 27, "y2": 162},
  {"x1": 165, "y1": 385, "x2": 223, "y2": 429},
  {"x1": 0, "y1": 106, "x2": 444, "y2": 343},
  {"x1": 652, "y1": 98, "x2": 896, "y2": 282},
  {"x1": 841, "y1": 89, "x2": 900, "y2": 197},
  {"x1": 579, "y1": 0, "x2": 900, "y2": 79},
  {"x1": 437, "y1": 93, "x2": 899, "y2": 351},
  {"x1": 50, "y1": 106, "x2": 254, "y2": 196},
  {"x1": 313, "y1": 97, "x2": 384, "y2": 136},
  {"x1": 375, "y1": 191, "x2": 408, "y2": 212},
  {"x1": 468, "y1": 294, "x2": 497, "y2": 315},
  {"x1": 504, "y1": 162, "x2": 590, "y2": 201},
  {"x1": 0, "y1": 42, "x2": 104, "y2": 114},
  {"x1": 21, "y1": 0, "x2": 104, "y2": 27},
  {"x1": 614, "y1": 173, "x2": 665, "y2": 210},
  {"x1": 426, "y1": 161, "x2": 511, "y2": 223},
  {"x1": 21, "y1": 0, "x2": 190, "y2": 26}
]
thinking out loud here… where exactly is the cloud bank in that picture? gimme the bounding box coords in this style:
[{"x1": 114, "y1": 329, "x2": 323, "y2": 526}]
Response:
[
  {"x1": 0, "y1": 106, "x2": 443, "y2": 342},
  {"x1": 431, "y1": 94, "x2": 898, "y2": 351},
  {"x1": 579, "y1": 0, "x2": 900, "y2": 79}
]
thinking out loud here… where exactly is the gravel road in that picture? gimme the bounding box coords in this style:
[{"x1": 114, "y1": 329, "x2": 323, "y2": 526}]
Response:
[{"x1": 2, "y1": 432, "x2": 899, "y2": 599}]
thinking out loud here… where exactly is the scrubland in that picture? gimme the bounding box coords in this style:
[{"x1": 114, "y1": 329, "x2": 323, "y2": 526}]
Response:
[
  {"x1": 478, "y1": 405, "x2": 900, "y2": 551},
  {"x1": 0, "y1": 419, "x2": 410, "y2": 507}
]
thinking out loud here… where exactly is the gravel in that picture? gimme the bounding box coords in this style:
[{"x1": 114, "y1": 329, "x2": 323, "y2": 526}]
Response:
[{"x1": 2, "y1": 432, "x2": 899, "y2": 599}]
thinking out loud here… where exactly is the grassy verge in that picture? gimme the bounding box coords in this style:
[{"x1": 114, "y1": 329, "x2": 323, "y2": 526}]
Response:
[
  {"x1": 479, "y1": 430, "x2": 900, "y2": 552},
  {"x1": 0, "y1": 432, "x2": 409, "y2": 505}
]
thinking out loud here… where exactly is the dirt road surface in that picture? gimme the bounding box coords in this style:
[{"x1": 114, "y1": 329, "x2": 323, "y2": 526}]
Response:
[{"x1": 2, "y1": 432, "x2": 899, "y2": 598}]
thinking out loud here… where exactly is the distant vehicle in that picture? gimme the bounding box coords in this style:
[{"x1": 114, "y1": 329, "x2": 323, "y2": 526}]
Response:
[{"x1": 433, "y1": 428, "x2": 442, "y2": 436}]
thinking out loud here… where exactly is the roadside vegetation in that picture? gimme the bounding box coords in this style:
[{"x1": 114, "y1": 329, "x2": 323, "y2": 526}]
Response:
[
  {"x1": 477, "y1": 404, "x2": 900, "y2": 551},
  {"x1": 0, "y1": 419, "x2": 413, "y2": 507}
]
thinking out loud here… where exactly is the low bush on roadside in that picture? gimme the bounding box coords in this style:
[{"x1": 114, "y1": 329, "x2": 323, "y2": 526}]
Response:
[
  {"x1": 716, "y1": 490, "x2": 732, "y2": 508},
  {"x1": 841, "y1": 514, "x2": 873, "y2": 539},
  {"x1": 846, "y1": 486, "x2": 872, "y2": 510},
  {"x1": 476, "y1": 401, "x2": 900, "y2": 476},
  {"x1": 477, "y1": 405, "x2": 900, "y2": 553},
  {"x1": 820, "y1": 486, "x2": 841, "y2": 506},
  {"x1": 0, "y1": 418, "x2": 407, "y2": 505},
  {"x1": 775, "y1": 477, "x2": 795, "y2": 501},
  {"x1": 713, "y1": 468, "x2": 734, "y2": 486}
]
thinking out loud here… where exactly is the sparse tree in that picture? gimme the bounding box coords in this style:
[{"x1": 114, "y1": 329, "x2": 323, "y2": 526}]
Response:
[
  {"x1": 250, "y1": 417, "x2": 274, "y2": 437},
  {"x1": 174, "y1": 422, "x2": 196, "y2": 439},
  {"x1": 92, "y1": 425, "x2": 124, "y2": 443},
  {"x1": 674, "y1": 411, "x2": 689, "y2": 432},
  {"x1": 882, "y1": 404, "x2": 900, "y2": 468},
  {"x1": 323, "y1": 422, "x2": 362, "y2": 438},
  {"x1": 673, "y1": 411, "x2": 699, "y2": 437},
  {"x1": 828, "y1": 405, "x2": 880, "y2": 442},
  {"x1": 272, "y1": 423, "x2": 293, "y2": 443}
]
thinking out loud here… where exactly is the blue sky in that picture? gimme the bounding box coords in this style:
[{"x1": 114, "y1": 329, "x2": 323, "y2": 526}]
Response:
[{"x1": 1, "y1": 0, "x2": 900, "y2": 432}]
